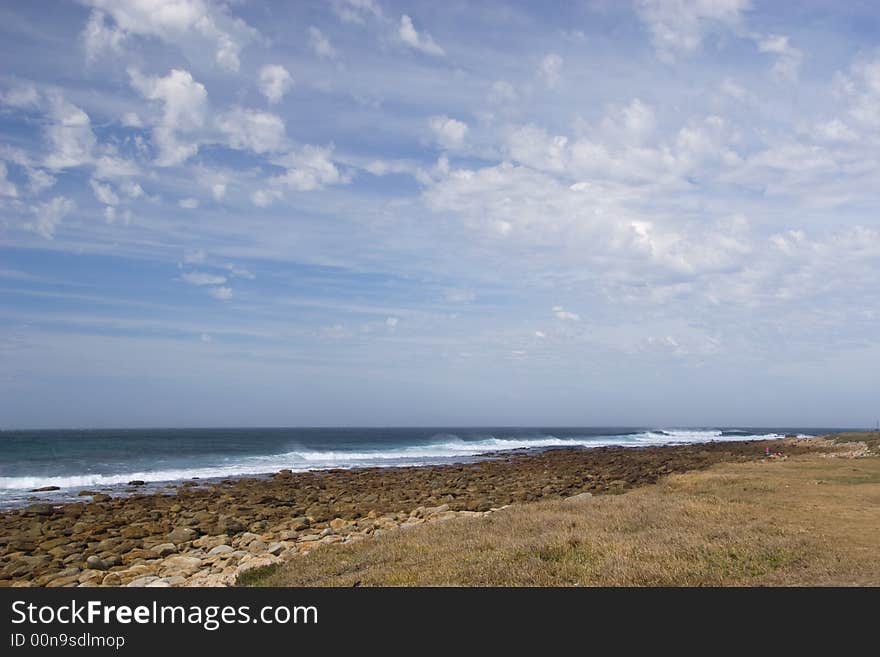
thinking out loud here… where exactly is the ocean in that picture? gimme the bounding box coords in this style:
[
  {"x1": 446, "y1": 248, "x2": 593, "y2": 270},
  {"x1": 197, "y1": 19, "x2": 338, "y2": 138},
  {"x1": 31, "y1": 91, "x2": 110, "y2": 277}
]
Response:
[{"x1": 0, "y1": 426, "x2": 836, "y2": 509}]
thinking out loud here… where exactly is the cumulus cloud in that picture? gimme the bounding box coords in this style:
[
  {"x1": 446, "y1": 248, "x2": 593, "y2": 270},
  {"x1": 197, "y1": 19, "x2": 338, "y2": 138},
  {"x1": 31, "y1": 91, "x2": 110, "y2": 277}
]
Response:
[
  {"x1": 44, "y1": 94, "x2": 97, "y2": 169},
  {"x1": 90, "y1": 179, "x2": 120, "y2": 205},
  {"x1": 635, "y1": 0, "x2": 750, "y2": 61},
  {"x1": 399, "y1": 15, "x2": 445, "y2": 56},
  {"x1": 26, "y1": 196, "x2": 75, "y2": 239},
  {"x1": 128, "y1": 68, "x2": 207, "y2": 166},
  {"x1": 270, "y1": 144, "x2": 348, "y2": 191},
  {"x1": 308, "y1": 26, "x2": 337, "y2": 60},
  {"x1": 428, "y1": 115, "x2": 468, "y2": 149},
  {"x1": 81, "y1": 0, "x2": 257, "y2": 72},
  {"x1": 216, "y1": 107, "x2": 286, "y2": 154},
  {"x1": 258, "y1": 65, "x2": 293, "y2": 104},
  {"x1": 82, "y1": 10, "x2": 125, "y2": 62},
  {"x1": 178, "y1": 197, "x2": 199, "y2": 208}
]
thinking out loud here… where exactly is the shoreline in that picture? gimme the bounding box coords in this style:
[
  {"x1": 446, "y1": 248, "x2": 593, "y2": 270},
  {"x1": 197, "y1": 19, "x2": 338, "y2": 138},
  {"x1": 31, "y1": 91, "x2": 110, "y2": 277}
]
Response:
[{"x1": 0, "y1": 436, "x2": 840, "y2": 587}]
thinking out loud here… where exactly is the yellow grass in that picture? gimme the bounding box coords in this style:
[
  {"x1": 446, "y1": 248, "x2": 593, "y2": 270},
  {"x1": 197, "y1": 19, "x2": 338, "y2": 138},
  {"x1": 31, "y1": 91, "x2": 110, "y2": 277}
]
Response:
[{"x1": 247, "y1": 447, "x2": 880, "y2": 586}]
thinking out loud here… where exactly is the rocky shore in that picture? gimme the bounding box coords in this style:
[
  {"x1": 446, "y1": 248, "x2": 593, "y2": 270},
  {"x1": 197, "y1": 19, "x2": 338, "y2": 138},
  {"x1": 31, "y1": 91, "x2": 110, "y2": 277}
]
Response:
[{"x1": 0, "y1": 438, "x2": 829, "y2": 587}]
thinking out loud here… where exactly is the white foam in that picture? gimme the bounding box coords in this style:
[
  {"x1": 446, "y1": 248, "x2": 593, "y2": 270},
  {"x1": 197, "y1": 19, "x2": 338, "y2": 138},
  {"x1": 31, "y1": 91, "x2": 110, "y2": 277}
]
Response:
[{"x1": 0, "y1": 429, "x2": 796, "y2": 493}]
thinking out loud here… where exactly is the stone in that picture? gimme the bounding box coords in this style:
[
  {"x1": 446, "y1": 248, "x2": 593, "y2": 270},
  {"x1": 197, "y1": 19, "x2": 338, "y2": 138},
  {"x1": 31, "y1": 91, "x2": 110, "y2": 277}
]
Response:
[
  {"x1": 564, "y1": 492, "x2": 594, "y2": 503},
  {"x1": 21, "y1": 503, "x2": 55, "y2": 516},
  {"x1": 289, "y1": 516, "x2": 310, "y2": 531},
  {"x1": 152, "y1": 543, "x2": 177, "y2": 557},
  {"x1": 85, "y1": 555, "x2": 109, "y2": 571},
  {"x1": 30, "y1": 486, "x2": 61, "y2": 492},
  {"x1": 166, "y1": 527, "x2": 198, "y2": 544},
  {"x1": 208, "y1": 544, "x2": 234, "y2": 556},
  {"x1": 127, "y1": 480, "x2": 146, "y2": 486},
  {"x1": 127, "y1": 576, "x2": 160, "y2": 587}
]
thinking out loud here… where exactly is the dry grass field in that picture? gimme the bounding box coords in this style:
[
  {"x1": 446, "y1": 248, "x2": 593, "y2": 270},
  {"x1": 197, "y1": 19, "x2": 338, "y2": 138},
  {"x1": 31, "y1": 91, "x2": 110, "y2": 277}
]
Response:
[{"x1": 245, "y1": 435, "x2": 880, "y2": 586}]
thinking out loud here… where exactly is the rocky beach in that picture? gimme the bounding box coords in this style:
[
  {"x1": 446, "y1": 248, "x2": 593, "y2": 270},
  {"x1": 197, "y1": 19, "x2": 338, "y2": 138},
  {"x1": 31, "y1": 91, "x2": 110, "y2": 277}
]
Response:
[{"x1": 0, "y1": 437, "x2": 832, "y2": 587}]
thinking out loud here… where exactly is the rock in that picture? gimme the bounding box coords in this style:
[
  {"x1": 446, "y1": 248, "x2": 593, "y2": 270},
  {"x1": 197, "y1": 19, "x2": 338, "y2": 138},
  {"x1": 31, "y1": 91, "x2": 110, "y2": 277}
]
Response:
[
  {"x1": 30, "y1": 486, "x2": 61, "y2": 492},
  {"x1": 159, "y1": 555, "x2": 203, "y2": 577},
  {"x1": 563, "y1": 492, "x2": 594, "y2": 503},
  {"x1": 92, "y1": 494, "x2": 112, "y2": 503},
  {"x1": 166, "y1": 527, "x2": 198, "y2": 544},
  {"x1": 77, "y1": 490, "x2": 99, "y2": 497},
  {"x1": 101, "y1": 572, "x2": 122, "y2": 586},
  {"x1": 145, "y1": 579, "x2": 171, "y2": 587},
  {"x1": 234, "y1": 555, "x2": 280, "y2": 578},
  {"x1": 85, "y1": 556, "x2": 109, "y2": 571},
  {"x1": 120, "y1": 525, "x2": 149, "y2": 539},
  {"x1": 265, "y1": 542, "x2": 284, "y2": 556},
  {"x1": 426, "y1": 504, "x2": 450, "y2": 515},
  {"x1": 329, "y1": 518, "x2": 348, "y2": 531},
  {"x1": 21, "y1": 503, "x2": 55, "y2": 516},
  {"x1": 127, "y1": 480, "x2": 146, "y2": 486},
  {"x1": 289, "y1": 516, "x2": 310, "y2": 531},
  {"x1": 127, "y1": 576, "x2": 160, "y2": 587},
  {"x1": 152, "y1": 543, "x2": 177, "y2": 557},
  {"x1": 208, "y1": 544, "x2": 234, "y2": 556}
]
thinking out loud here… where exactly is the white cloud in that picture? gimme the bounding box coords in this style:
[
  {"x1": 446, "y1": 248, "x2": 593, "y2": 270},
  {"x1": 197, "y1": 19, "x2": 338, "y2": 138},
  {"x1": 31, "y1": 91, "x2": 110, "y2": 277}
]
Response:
[
  {"x1": 332, "y1": 0, "x2": 382, "y2": 24},
  {"x1": 225, "y1": 264, "x2": 255, "y2": 279},
  {"x1": 121, "y1": 111, "x2": 143, "y2": 127},
  {"x1": 44, "y1": 94, "x2": 97, "y2": 169},
  {"x1": 209, "y1": 286, "x2": 233, "y2": 300},
  {"x1": 813, "y1": 119, "x2": 857, "y2": 142},
  {"x1": 719, "y1": 77, "x2": 747, "y2": 100},
  {"x1": 216, "y1": 107, "x2": 286, "y2": 154},
  {"x1": 0, "y1": 83, "x2": 40, "y2": 109},
  {"x1": 271, "y1": 144, "x2": 348, "y2": 191},
  {"x1": 428, "y1": 115, "x2": 468, "y2": 149},
  {"x1": 83, "y1": 10, "x2": 125, "y2": 62},
  {"x1": 129, "y1": 68, "x2": 207, "y2": 166},
  {"x1": 258, "y1": 65, "x2": 293, "y2": 104},
  {"x1": 552, "y1": 306, "x2": 581, "y2": 322},
  {"x1": 182, "y1": 271, "x2": 226, "y2": 285},
  {"x1": 399, "y1": 15, "x2": 445, "y2": 56},
  {"x1": 26, "y1": 196, "x2": 75, "y2": 239},
  {"x1": 0, "y1": 162, "x2": 18, "y2": 197},
  {"x1": 539, "y1": 53, "x2": 563, "y2": 88},
  {"x1": 636, "y1": 0, "x2": 750, "y2": 62},
  {"x1": 251, "y1": 189, "x2": 281, "y2": 207},
  {"x1": 756, "y1": 34, "x2": 803, "y2": 81},
  {"x1": 178, "y1": 197, "x2": 199, "y2": 209},
  {"x1": 90, "y1": 179, "x2": 120, "y2": 205},
  {"x1": 200, "y1": 332, "x2": 212, "y2": 343},
  {"x1": 26, "y1": 168, "x2": 56, "y2": 194},
  {"x1": 489, "y1": 80, "x2": 517, "y2": 104},
  {"x1": 308, "y1": 26, "x2": 337, "y2": 60},
  {"x1": 120, "y1": 180, "x2": 144, "y2": 198},
  {"x1": 82, "y1": 0, "x2": 257, "y2": 72},
  {"x1": 211, "y1": 183, "x2": 226, "y2": 200},
  {"x1": 385, "y1": 316, "x2": 399, "y2": 328},
  {"x1": 835, "y1": 54, "x2": 880, "y2": 129}
]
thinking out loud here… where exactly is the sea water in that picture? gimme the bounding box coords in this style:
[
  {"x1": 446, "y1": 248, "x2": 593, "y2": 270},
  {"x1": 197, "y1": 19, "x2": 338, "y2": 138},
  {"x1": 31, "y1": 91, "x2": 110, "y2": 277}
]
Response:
[{"x1": 0, "y1": 426, "x2": 832, "y2": 508}]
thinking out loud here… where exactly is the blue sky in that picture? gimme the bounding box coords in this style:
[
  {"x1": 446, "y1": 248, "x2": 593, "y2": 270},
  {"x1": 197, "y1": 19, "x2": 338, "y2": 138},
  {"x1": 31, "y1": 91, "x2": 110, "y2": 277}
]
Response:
[{"x1": 1, "y1": 0, "x2": 879, "y2": 428}]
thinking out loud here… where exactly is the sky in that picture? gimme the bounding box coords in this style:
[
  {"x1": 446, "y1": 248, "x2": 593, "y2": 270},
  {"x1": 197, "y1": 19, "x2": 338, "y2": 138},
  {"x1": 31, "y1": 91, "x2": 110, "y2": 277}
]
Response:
[{"x1": 0, "y1": 0, "x2": 879, "y2": 429}]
